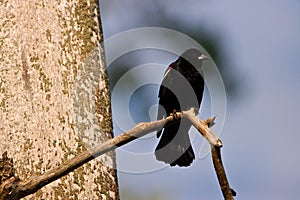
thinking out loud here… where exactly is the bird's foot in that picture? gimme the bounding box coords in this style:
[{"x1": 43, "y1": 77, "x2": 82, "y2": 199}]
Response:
[{"x1": 170, "y1": 109, "x2": 179, "y2": 120}]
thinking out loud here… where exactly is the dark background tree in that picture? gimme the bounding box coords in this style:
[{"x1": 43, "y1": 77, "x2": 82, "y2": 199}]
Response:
[{"x1": 100, "y1": 1, "x2": 300, "y2": 200}]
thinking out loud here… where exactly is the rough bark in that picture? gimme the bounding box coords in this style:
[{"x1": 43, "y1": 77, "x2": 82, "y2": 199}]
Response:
[{"x1": 0, "y1": 0, "x2": 119, "y2": 199}]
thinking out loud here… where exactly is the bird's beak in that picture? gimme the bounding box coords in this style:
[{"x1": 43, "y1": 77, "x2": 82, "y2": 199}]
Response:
[{"x1": 198, "y1": 55, "x2": 209, "y2": 61}]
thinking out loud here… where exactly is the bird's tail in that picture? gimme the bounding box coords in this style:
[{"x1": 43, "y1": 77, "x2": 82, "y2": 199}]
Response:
[{"x1": 155, "y1": 120, "x2": 195, "y2": 167}]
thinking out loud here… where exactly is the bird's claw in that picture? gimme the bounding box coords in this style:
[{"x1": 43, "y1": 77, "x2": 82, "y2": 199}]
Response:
[{"x1": 170, "y1": 109, "x2": 178, "y2": 120}]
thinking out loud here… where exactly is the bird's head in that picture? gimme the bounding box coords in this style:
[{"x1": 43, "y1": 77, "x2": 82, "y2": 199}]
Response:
[{"x1": 180, "y1": 48, "x2": 209, "y2": 67}]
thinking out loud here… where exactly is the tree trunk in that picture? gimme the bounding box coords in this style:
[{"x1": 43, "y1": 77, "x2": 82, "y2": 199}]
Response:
[{"x1": 0, "y1": 0, "x2": 119, "y2": 199}]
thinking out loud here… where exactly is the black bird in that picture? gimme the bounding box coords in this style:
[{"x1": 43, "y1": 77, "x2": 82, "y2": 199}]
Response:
[{"x1": 155, "y1": 48, "x2": 208, "y2": 167}]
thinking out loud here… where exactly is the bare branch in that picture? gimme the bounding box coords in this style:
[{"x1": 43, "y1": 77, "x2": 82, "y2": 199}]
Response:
[
  {"x1": 182, "y1": 108, "x2": 222, "y2": 147},
  {"x1": 211, "y1": 146, "x2": 236, "y2": 199},
  {"x1": 0, "y1": 109, "x2": 235, "y2": 200},
  {"x1": 181, "y1": 109, "x2": 235, "y2": 199},
  {"x1": 0, "y1": 115, "x2": 173, "y2": 199}
]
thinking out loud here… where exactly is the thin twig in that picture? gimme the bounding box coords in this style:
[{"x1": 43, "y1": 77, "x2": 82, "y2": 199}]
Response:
[
  {"x1": 211, "y1": 145, "x2": 236, "y2": 199},
  {"x1": 0, "y1": 108, "x2": 234, "y2": 199},
  {"x1": 182, "y1": 108, "x2": 235, "y2": 199}
]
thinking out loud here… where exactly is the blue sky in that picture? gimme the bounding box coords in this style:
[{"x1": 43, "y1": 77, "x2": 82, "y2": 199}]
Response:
[{"x1": 100, "y1": 1, "x2": 300, "y2": 199}]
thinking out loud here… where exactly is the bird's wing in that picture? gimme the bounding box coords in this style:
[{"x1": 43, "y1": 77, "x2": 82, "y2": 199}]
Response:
[
  {"x1": 156, "y1": 62, "x2": 176, "y2": 138},
  {"x1": 158, "y1": 62, "x2": 175, "y2": 99}
]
